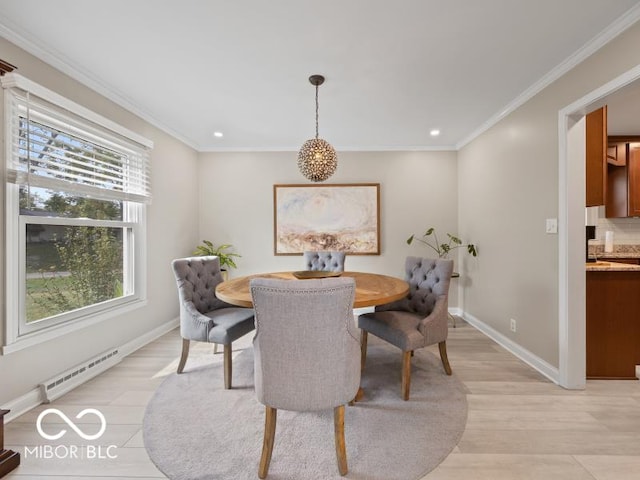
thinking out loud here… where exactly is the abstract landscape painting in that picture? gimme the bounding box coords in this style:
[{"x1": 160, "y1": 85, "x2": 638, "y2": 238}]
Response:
[{"x1": 274, "y1": 183, "x2": 380, "y2": 255}]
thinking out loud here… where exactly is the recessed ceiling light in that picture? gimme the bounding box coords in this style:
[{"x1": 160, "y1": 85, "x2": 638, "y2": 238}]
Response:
[
  {"x1": 430, "y1": 129, "x2": 440, "y2": 137},
  {"x1": 213, "y1": 131, "x2": 224, "y2": 138}
]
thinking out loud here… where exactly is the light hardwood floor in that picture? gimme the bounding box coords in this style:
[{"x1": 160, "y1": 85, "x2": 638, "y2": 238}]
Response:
[{"x1": 4, "y1": 319, "x2": 640, "y2": 479}]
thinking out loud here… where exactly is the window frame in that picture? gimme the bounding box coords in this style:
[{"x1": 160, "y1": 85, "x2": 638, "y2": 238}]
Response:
[{"x1": 2, "y1": 74, "x2": 151, "y2": 354}]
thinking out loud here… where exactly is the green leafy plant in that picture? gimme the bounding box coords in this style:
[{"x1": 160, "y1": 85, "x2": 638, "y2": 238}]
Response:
[
  {"x1": 193, "y1": 240, "x2": 240, "y2": 270},
  {"x1": 407, "y1": 228, "x2": 477, "y2": 258},
  {"x1": 30, "y1": 226, "x2": 123, "y2": 320}
]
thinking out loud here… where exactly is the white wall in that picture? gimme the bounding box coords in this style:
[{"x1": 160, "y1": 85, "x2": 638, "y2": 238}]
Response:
[
  {"x1": 197, "y1": 150, "x2": 463, "y2": 301},
  {"x1": 0, "y1": 37, "x2": 200, "y2": 405},
  {"x1": 458, "y1": 21, "x2": 640, "y2": 368}
]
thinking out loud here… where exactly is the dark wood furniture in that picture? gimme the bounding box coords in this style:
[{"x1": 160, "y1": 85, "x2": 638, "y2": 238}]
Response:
[
  {"x1": 586, "y1": 270, "x2": 640, "y2": 379},
  {"x1": 0, "y1": 410, "x2": 20, "y2": 478},
  {"x1": 0, "y1": 59, "x2": 17, "y2": 76}
]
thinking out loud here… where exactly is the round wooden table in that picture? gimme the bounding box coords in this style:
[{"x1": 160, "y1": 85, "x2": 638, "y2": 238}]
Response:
[
  {"x1": 216, "y1": 271, "x2": 408, "y2": 402},
  {"x1": 216, "y1": 271, "x2": 409, "y2": 308}
]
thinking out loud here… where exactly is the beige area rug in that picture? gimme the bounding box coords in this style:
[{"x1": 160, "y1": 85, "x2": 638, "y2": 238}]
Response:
[{"x1": 143, "y1": 336, "x2": 468, "y2": 480}]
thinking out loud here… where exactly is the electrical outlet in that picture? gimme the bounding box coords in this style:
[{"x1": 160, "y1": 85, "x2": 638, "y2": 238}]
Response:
[
  {"x1": 510, "y1": 318, "x2": 517, "y2": 332},
  {"x1": 545, "y1": 218, "x2": 558, "y2": 234}
]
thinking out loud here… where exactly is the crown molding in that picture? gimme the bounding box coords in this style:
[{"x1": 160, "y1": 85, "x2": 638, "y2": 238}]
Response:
[
  {"x1": 2, "y1": 3, "x2": 639, "y2": 155},
  {"x1": 199, "y1": 144, "x2": 457, "y2": 153},
  {"x1": 456, "y1": 3, "x2": 640, "y2": 150},
  {"x1": 0, "y1": 20, "x2": 200, "y2": 151}
]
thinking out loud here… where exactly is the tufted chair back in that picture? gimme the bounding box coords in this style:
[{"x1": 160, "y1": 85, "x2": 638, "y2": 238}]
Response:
[
  {"x1": 172, "y1": 256, "x2": 228, "y2": 314},
  {"x1": 250, "y1": 276, "x2": 360, "y2": 477},
  {"x1": 358, "y1": 256, "x2": 454, "y2": 400},
  {"x1": 303, "y1": 251, "x2": 346, "y2": 272},
  {"x1": 250, "y1": 277, "x2": 359, "y2": 411},
  {"x1": 171, "y1": 255, "x2": 255, "y2": 388},
  {"x1": 377, "y1": 256, "x2": 453, "y2": 316}
]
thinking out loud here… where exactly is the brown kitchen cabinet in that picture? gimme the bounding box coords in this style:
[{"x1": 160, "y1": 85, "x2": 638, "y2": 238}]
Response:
[
  {"x1": 606, "y1": 136, "x2": 640, "y2": 217},
  {"x1": 607, "y1": 141, "x2": 627, "y2": 166},
  {"x1": 586, "y1": 270, "x2": 640, "y2": 379},
  {"x1": 586, "y1": 106, "x2": 607, "y2": 207},
  {"x1": 628, "y1": 143, "x2": 640, "y2": 216}
]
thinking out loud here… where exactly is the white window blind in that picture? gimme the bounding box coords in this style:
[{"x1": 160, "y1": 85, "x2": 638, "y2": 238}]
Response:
[{"x1": 3, "y1": 74, "x2": 152, "y2": 204}]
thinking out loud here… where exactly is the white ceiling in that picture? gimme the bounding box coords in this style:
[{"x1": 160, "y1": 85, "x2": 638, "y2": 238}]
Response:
[{"x1": 1, "y1": 0, "x2": 639, "y2": 151}]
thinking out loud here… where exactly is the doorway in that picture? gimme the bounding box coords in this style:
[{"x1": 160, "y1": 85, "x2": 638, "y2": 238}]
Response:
[{"x1": 559, "y1": 63, "x2": 640, "y2": 388}]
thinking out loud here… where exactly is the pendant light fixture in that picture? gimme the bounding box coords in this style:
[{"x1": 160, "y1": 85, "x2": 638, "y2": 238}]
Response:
[{"x1": 297, "y1": 74, "x2": 337, "y2": 182}]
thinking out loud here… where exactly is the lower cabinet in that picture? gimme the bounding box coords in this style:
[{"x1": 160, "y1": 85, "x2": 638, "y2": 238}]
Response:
[{"x1": 586, "y1": 270, "x2": 640, "y2": 379}]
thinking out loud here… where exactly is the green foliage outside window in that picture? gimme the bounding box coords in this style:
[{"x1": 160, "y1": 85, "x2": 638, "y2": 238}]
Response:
[
  {"x1": 32, "y1": 227, "x2": 123, "y2": 318},
  {"x1": 25, "y1": 190, "x2": 125, "y2": 322}
]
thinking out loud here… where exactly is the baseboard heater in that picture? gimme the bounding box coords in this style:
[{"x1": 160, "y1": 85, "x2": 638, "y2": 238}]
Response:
[{"x1": 39, "y1": 348, "x2": 121, "y2": 403}]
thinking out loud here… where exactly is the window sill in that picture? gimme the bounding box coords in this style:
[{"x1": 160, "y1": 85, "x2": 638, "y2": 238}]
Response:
[{"x1": 2, "y1": 298, "x2": 147, "y2": 355}]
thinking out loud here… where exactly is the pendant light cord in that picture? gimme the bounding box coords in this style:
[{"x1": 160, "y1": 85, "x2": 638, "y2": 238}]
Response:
[{"x1": 315, "y1": 84, "x2": 319, "y2": 139}]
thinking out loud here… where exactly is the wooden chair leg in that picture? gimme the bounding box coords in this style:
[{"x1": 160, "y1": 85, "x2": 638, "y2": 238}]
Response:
[
  {"x1": 177, "y1": 339, "x2": 190, "y2": 374},
  {"x1": 224, "y1": 344, "x2": 232, "y2": 389},
  {"x1": 438, "y1": 341, "x2": 452, "y2": 375},
  {"x1": 258, "y1": 406, "x2": 277, "y2": 479},
  {"x1": 360, "y1": 330, "x2": 368, "y2": 371},
  {"x1": 401, "y1": 350, "x2": 412, "y2": 401},
  {"x1": 334, "y1": 405, "x2": 348, "y2": 476}
]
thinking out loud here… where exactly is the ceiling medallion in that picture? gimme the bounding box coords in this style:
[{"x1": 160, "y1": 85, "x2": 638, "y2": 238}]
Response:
[{"x1": 297, "y1": 74, "x2": 337, "y2": 182}]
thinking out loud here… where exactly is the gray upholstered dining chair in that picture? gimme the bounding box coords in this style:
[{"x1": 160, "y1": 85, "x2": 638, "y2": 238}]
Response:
[
  {"x1": 358, "y1": 256, "x2": 454, "y2": 401},
  {"x1": 250, "y1": 277, "x2": 360, "y2": 478},
  {"x1": 171, "y1": 256, "x2": 255, "y2": 389},
  {"x1": 303, "y1": 250, "x2": 346, "y2": 272}
]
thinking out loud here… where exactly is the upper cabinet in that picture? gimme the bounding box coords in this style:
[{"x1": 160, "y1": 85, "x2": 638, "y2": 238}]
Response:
[
  {"x1": 606, "y1": 136, "x2": 640, "y2": 218},
  {"x1": 607, "y1": 141, "x2": 627, "y2": 166},
  {"x1": 628, "y1": 143, "x2": 640, "y2": 217},
  {"x1": 586, "y1": 106, "x2": 607, "y2": 207},
  {"x1": 586, "y1": 105, "x2": 640, "y2": 218}
]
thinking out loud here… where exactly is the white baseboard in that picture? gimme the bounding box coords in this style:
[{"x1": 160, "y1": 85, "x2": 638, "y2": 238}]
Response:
[
  {"x1": 461, "y1": 311, "x2": 560, "y2": 385},
  {"x1": 119, "y1": 317, "x2": 179, "y2": 357},
  {"x1": 3, "y1": 388, "x2": 42, "y2": 422},
  {"x1": 4, "y1": 317, "x2": 179, "y2": 423}
]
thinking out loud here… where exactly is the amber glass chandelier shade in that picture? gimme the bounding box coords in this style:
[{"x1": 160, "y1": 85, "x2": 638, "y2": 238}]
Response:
[{"x1": 297, "y1": 138, "x2": 337, "y2": 182}]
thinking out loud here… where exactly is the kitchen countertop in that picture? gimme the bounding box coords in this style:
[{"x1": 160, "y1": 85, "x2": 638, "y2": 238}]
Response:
[
  {"x1": 589, "y1": 244, "x2": 640, "y2": 258},
  {"x1": 596, "y1": 252, "x2": 640, "y2": 259},
  {"x1": 586, "y1": 261, "x2": 640, "y2": 271},
  {"x1": 587, "y1": 244, "x2": 640, "y2": 269}
]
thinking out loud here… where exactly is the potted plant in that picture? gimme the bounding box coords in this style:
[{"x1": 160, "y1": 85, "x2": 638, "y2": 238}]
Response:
[
  {"x1": 193, "y1": 240, "x2": 240, "y2": 279},
  {"x1": 406, "y1": 228, "x2": 477, "y2": 258}
]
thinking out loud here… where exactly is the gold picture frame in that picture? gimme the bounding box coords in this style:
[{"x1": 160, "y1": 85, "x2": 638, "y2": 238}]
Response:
[{"x1": 274, "y1": 183, "x2": 380, "y2": 255}]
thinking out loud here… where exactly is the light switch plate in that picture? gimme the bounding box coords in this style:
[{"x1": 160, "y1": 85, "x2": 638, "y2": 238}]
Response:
[{"x1": 546, "y1": 218, "x2": 558, "y2": 234}]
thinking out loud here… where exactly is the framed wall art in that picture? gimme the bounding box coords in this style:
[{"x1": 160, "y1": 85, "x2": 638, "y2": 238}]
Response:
[{"x1": 273, "y1": 183, "x2": 380, "y2": 255}]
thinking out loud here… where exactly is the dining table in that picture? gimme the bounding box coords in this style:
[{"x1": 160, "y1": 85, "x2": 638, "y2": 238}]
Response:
[
  {"x1": 215, "y1": 270, "x2": 409, "y2": 309},
  {"x1": 216, "y1": 270, "x2": 409, "y2": 402}
]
